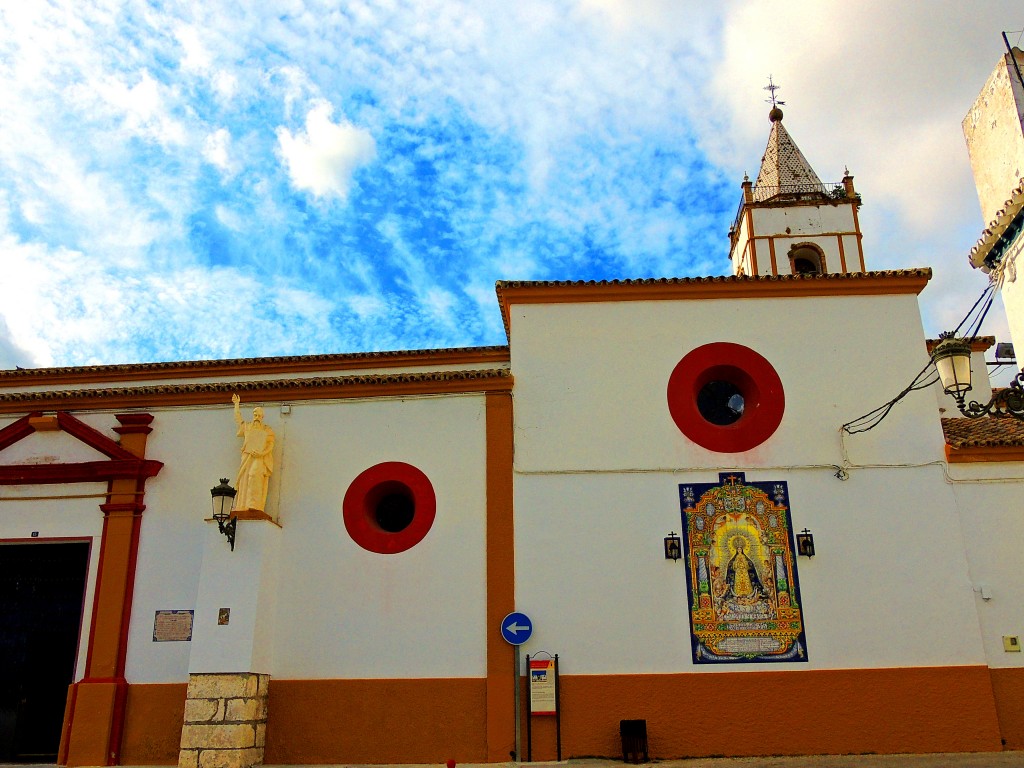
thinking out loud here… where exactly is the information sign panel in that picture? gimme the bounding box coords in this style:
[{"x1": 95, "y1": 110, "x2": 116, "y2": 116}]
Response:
[{"x1": 529, "y1": 658, "x2": 556, "y2": 715}]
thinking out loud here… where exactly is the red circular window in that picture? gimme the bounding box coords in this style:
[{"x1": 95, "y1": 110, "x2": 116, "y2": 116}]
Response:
[
  {"x1": 667, "y1": 342, "x2": 785, "y2": 453},
  {"x1": 343, "y1": 462, "x2": 436, "y2": 554}
]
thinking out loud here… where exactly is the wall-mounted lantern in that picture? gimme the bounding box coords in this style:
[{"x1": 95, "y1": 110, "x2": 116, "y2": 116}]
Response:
[
  {"x1": 664, "y1": 532, "x2": 682, "y2": 561},
  {"x1": 796, "y1": 528, "x2": 815, "y2": 558},
  {"x1": 932, "y1": 333, "x2": 1024, "y2": 420},
  {"x1": 210, "y1": 478, "x2": 238, "y2": 551}
]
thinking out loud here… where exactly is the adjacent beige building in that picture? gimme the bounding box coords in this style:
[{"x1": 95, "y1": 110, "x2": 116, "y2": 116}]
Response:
[
  {"x1": 964, "y1": 46, "x2": 1024, "y2": 225},
  {"x1": 965, "y1": 46, "x2": 1024, "y2": 358}
]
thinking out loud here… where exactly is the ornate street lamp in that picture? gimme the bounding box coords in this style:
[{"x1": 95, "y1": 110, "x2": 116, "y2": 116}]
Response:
[
  {"x1": 931, "y1": 333, "x2": 1024, "y2": 420},
  {"x1": 210, "y1": 478, "x2": 238, "y2": 551}
]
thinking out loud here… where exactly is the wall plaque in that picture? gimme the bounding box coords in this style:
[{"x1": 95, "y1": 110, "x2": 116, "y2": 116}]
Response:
[{"x1": 153, "y1": 610, "x2": 193, "y2": 642}]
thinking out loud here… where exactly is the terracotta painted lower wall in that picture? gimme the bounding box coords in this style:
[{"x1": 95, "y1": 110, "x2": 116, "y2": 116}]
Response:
[
  {"x1": 990, "y1": 667, "x2": 1024, "y2": 750},
  {"x1": 525, "y1": 666, "x2": 1004, "y2": 761},
  {"x1": 97, "y1": 667, "x2": 1016, "y2": 765},
  {"x1": 263, "y1": 678, "x2": 487, "y2": 764},
  {"x1": 118, "y1": 683, "x2": 187, "y2": 765}
]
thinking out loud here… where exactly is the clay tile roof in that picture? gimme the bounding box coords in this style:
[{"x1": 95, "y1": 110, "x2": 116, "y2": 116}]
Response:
[
  {"x1": 0, "y1": 345, "x2": 510, "y2": 386},
  {"x1": 495, "y1": 269, "x2": 931, "y2": 293},
  {"x1": 941, "y1": 416, "x2": 1024, "y2": 448},
  {"x1": 0, "y1": 368, "x2": 513, "y2": 413},
  {"x1": 968, "y1": 175, "x2": 1024, "y2": 269}
]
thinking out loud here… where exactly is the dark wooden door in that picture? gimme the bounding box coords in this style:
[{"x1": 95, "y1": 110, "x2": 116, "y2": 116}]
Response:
[{"x1": 0, "y1": 542, "x2": 89, "y2": 762}]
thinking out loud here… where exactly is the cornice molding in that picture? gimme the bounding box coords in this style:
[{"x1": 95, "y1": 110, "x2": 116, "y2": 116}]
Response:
[
  {"x1": 0, "y1": 346, "x2": 510, "y2": 388},
  {"x1": 0, "y1": 369, "x2": 513, "y2": 414}
]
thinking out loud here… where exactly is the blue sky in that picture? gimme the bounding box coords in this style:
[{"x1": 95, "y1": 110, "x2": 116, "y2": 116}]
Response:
[{"x1": 0, "y1": 1, "x2": 1020, "y2": 368}]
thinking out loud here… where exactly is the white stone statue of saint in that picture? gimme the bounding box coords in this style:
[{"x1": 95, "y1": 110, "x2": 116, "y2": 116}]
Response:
[{"x1": 231, "y1": 394, "x2": 275, "y2": 513}]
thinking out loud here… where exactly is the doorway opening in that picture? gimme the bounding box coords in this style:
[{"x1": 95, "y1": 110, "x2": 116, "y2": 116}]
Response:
[{"x1": 0, "y1": 541, "x2": 90, "y2": 762}]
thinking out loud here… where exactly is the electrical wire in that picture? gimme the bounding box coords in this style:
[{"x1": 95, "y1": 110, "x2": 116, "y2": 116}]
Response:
[
  {"x1": 951, "y1": 281, "x2": 995, "y2": 339},
  {"x1": 964, "y1": 289, "x2": 995, "y2": 341},
  {"x1": 841, "y1": 281, "x2": 994, "y2": 434},
  {"x1": 841, "y1": 360, "x2": 936, "y2": 434}
]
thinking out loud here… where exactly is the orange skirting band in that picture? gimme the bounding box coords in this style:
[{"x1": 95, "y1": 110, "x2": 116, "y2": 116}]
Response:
[
  {"x1": 528, "y1": 666, "x2": 1003, "y2": 761},
  {"x1": 265, "y1": 667, "x2": 1004, "y2": 763},
  {"x1": 264, "y1": 678, "x2": 488, "y2": 764},
  {"x1": 119, "y1": 683, "x2": 187, "y2": 765},
  {"x1": 989, "y1": 667, "x2": 1024, "y2": 750},
  {"x1": 107, "y1": 667, "x2": 1012, "y2": 765}
]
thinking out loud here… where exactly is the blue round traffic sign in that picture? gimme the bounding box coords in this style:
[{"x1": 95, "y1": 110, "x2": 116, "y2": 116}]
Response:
[{"x1": 500, "y1": 611, "x2": 533, "y2": 645}]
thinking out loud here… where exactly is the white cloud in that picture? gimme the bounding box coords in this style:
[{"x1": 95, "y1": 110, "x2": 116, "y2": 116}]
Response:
[
  {"x1": 349, "y1": 295, "x2": 387, "y2": 320},
  {"x1": 273, "y1": 65, "x2": 319, "y2": 119},
  {"x1": 84, "y1": 71, "x2": 187, "y2": 147},
  {"x1": 423, "y1": 287, "x2": 458, "y2": 330},
  {"x1": 710, "y1": 1, "x2": 1018, "y2": 223},
  {"x1": 204, "y1": 128, "x2": 234, "y2": 174},
  {"x1": 0, "y1": 231, "x2": 349, "y2": 366},
  {"x1": 175, "y1": 24, "x2": 212, "y2": 73},
  {"x1": 276, "y1": 100, "x2": 377, "y2": 199},
  {"x1": 0, "y1": 237, "x2": 73, "y2": 366},
  {"x1": 214, "y1": 204, "x2": 244, "y2": 231},
  {"x1": 212, "y1": 70, "x2": 239, "y2": 101},
  {"x1": 1, "y1": 0, "x2": 1018, "y2": 367},
  {"x1": 0, "y1": 313, "x2": 36, "y2": 369},
  {"x1": 0, "y1": 6, "x2": 200, "y2": 270},
  {"x1": 171, "y1": 20, "x2": 241, "y2": 103},
  {"x1": 706, "y1": 0, "x2": 1020, "y2": 341}
]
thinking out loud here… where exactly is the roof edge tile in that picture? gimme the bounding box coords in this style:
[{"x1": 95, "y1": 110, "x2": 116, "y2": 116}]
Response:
[
  {"x1": 495, "y1": 269, "x2": 932, "y2": 341},
  {"x1": 0, "y1": 345, "x2": 510, "y2": 387},
  {"x1": 0, "y1": 368, "x2": 514, "y2": 414}
]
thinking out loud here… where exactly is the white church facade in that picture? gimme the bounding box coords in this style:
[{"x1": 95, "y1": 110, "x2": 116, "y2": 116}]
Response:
[{"x1": 2, "y1": 100, "x2": 1024, "y2": 767}]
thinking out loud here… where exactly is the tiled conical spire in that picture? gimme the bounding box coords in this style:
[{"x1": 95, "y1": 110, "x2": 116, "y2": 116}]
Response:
[
  {"x1": 753, "y1": 108, "x2": 824, "y2": 199},
  {"x1": 728, "y1": 99, "x2": 865, "y2": 277}
]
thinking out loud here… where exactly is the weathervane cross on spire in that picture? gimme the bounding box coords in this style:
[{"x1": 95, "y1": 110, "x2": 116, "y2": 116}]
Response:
[{"x1": 764, "y1": 75, "x2": 785, "y2": 109}]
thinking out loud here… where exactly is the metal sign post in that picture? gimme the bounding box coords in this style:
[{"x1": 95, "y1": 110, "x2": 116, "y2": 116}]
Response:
[
  {"x1": 501, "y1": 612, "x2": 533, "y2": 762},
  {"x1": 514, "y1": 644, "x2": 521, "y2": 760},
  {"x1": 526, "y1": 652, "x2": 560, "y2": 762}
]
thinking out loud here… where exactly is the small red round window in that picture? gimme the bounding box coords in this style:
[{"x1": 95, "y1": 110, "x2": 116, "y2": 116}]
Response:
[
  {"x1": 343, "y1": 462, "x2": 436, "y2": 554},
  {"x1": 667, "y1": 342, "x2": 785, "y2": 453}
]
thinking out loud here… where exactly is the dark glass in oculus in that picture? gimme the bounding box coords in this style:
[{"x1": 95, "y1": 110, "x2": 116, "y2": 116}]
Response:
[
  {"x1": 375, "y1": 492, "x2": 415, "y2": 532},
  {"x1": 697, "y1": 380, "x2": 745, "y2": 425}
]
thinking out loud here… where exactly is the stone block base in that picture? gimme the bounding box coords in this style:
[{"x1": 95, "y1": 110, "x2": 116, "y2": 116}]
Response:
[{"x1": 179, "y1": 673, "x2": 269, "y2": 768}]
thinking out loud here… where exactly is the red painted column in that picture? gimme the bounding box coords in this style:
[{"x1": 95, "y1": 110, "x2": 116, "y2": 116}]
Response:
[
  {"x1": 485, "y1": 392, "x2": 516, "y2": 761},
  {"x1": 61, "y1": 414, "x2": 155, "y2": 767}
]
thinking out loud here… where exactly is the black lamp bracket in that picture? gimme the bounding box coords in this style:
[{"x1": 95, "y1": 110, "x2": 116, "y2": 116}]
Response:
[
  {"x1": 954, "y1": 371, "x2": 1024, "y2": 419},
  {"x1": 217, "y1": 515, "x2": 237, "y2": 551}
]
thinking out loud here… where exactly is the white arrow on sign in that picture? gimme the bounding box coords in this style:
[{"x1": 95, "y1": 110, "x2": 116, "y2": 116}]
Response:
[{"x1": 505, "y1": 621, "x2": 531, "y2": 635}]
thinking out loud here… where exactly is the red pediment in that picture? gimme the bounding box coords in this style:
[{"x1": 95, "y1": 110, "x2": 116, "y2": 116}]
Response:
[{"x1": 0, "y1": 411, "x2": 163, "y2": 485}]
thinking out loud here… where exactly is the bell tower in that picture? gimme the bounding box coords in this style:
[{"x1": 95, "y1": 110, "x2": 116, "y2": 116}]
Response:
[{"x1": 728, "y1": 83, "x2": 865, "y2": 277}]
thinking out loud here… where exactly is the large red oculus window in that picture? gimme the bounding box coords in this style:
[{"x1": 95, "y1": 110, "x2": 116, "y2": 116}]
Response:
[
  {"x1": 343, "y1": 462, "x2": 436, "y2": 554},
  {"x1": 667, "y1": 342, "x2": 785, "y2": 453}
]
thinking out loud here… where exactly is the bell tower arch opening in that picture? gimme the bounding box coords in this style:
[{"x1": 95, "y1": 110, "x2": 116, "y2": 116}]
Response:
[{"x1": 789, "y1": 243, "x2": 826, "y2": 275}]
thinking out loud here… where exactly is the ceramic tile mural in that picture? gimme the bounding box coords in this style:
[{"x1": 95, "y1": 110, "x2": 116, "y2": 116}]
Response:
[{"x1": 679, "y1": 473, "x2": 807, "y2": 663}]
